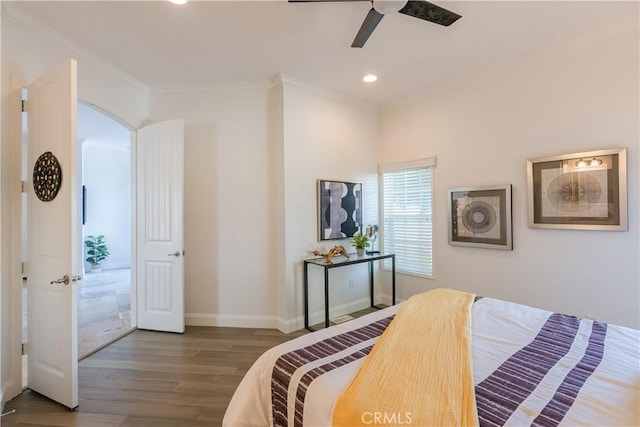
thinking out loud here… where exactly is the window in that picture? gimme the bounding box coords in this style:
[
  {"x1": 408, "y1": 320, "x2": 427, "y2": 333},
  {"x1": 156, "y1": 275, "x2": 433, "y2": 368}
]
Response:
[{"x1": 380, "y1": 158, "x2": 435, "y2": 277}]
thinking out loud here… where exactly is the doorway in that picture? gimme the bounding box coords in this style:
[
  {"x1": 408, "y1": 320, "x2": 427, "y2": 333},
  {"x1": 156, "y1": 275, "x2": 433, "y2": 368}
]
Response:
[
  {"x1": 77, "y1": 102, "x2": 134, "y2": 359},
  {"x1": 11, "y1": 62, "x2": 182, "y2": 407},
  {"x1": 13, "y1": 68, "x2": 183, "y2": 408},
  {"x1": 21, "y1": 101, "x2": 134, "y2": 372}
]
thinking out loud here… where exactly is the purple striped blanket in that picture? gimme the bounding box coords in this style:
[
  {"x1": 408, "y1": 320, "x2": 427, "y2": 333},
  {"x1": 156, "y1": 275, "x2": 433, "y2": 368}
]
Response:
[{"x1": 223, "y1": 297, "x2": 639, "y2": 427}]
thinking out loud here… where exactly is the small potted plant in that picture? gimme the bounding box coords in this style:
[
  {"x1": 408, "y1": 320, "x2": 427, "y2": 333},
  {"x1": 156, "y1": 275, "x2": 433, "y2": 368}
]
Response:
[
  {"x1": 351, "y1": 232, "x2": 370, "y2": 257},
  {"x1": 85, "y1": 234, "x2": 110, "y2": 272}
]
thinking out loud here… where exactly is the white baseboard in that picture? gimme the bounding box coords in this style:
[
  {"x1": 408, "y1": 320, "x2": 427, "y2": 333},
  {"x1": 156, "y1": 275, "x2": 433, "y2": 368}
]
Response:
[
  {"x1": 101, "y1": 262, "x2": 131, "y2": 271},
  {"x1": 277, "y1": 316, "x2": 303, "y2": 334},
  {"x1": 278, "y1": 296, "x2": 379, "y2": 333},
  {"x1": 186, "y1": 293, "x2": 398, "y2": 334},
  {"x1": 185, "y1": 313, "x2": 278, "y2": 329},
  {"x1": 306, "y1": 297, "x2": 371, "y2": 328},
  {"x1": 378, "y1": 294, "x2": 398, "y2": 306}
]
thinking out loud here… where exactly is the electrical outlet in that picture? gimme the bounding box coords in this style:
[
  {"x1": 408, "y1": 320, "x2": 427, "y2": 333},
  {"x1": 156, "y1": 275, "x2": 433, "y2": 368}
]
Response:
[{"x1": 348, "y1": 279, "x2": 354, "y2": 289}]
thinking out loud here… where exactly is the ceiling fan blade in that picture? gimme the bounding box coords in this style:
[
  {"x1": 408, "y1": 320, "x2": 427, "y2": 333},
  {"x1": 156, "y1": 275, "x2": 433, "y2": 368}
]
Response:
[
  {"x1": 351, "y1": 8, "x2": 384, "y2": 48},
  {"x1": 399, "y1": 1, "x2": 461, "y2": 26}
]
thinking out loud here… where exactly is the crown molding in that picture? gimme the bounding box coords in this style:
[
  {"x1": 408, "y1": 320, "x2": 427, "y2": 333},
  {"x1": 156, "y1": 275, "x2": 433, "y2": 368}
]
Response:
[
  {"x1": 152, "y1": 80, "x2": 274, "y2": 94},
  {"x1": 276, "y1": 73, "x2": 379, "y2": 113},
  {"x1": 1, "y1": 2, "x2": 149, "y2": 94}
]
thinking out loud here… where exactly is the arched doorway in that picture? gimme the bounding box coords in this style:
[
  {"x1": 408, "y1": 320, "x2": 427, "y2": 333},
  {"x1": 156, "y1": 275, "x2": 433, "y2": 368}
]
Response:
[{"x1": 77, "y1": 102, "x2": 134, "y2": 359}]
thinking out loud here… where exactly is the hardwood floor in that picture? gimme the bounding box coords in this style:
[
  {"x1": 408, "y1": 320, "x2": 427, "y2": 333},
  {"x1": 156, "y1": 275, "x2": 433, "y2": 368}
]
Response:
[
  {"x1": 78, "y1": 269, "x2": 133, "y2": 360},
  {"x1": 24, "y1": 268, "x2": 134, "y2": 363},
  {"x1": 3, "y1": 326, "x2": 307, "y2": 426}
]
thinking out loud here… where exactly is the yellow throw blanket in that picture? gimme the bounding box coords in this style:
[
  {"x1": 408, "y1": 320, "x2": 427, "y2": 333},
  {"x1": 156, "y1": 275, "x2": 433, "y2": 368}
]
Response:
[{"x1": 332, "y1": 288, "x2": 478, "y2": 427}]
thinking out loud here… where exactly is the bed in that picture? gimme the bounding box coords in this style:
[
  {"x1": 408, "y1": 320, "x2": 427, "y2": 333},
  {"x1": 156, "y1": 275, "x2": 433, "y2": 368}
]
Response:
[{"x1": 223, "y1": 289, "x2": 640, "y2": 427}]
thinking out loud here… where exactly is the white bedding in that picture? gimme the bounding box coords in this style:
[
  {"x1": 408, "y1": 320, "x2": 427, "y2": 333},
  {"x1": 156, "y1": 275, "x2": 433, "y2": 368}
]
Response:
[{"x1": 223, "y1": 296, "x2": 640, "y2": 427}]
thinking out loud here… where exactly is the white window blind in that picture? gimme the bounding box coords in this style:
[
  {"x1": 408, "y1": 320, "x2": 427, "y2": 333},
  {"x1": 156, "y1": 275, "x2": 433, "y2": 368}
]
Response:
[{"x1": 380, "y1": 161, "x2": 434, "y2": 277}]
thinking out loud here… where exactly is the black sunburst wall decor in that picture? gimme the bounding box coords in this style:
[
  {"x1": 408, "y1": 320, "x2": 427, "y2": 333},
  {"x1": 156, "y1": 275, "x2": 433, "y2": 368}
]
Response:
[{"x1": 33, "y1": 151, "x2": 62, "y2": 202}]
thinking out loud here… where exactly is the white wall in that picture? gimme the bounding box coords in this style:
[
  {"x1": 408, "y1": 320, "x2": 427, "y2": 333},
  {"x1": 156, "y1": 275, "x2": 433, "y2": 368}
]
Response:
[
  {"x1": 149, "y1": 78, "x2": 380, "y2": 331},
  {"x1": 150, "y1": 83, "x2": 278, "y2": 327},
  {"x1": 82, "y1": 141, "x2": 131, "y2": 271},
  {"x1": 277, "y1": 76, "x2": 380, "y2": 331},
  {"x1": 379, "y1": 17, "x2": 640, "y2": 328}
]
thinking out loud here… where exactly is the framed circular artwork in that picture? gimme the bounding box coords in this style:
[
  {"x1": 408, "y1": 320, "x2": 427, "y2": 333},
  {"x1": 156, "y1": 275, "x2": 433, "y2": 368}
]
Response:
[
  {"x1": 447, "y1": 184, "x2": 512, "y2": 250},
  {"x1": 32, "y1": 151, "x2": 63, "y2": 202}
]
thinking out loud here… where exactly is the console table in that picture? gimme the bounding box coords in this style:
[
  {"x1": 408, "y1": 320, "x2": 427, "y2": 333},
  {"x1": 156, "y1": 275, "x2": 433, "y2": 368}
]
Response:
[{"x1": 303, "y1": 253, "x2": 395, "y2": 331}]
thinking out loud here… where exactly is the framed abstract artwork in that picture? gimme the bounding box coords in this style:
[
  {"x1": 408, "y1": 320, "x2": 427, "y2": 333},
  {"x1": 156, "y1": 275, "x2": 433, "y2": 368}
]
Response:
[
  {"x1": 317, "y1": 180, "x2": 362, "y2": 241},
  {"x1": 526, "y1": 148, "x2": 627, "y2": 231},
  {"x1": 448, "y1": 184, "x2": 513, "y2": 250}
]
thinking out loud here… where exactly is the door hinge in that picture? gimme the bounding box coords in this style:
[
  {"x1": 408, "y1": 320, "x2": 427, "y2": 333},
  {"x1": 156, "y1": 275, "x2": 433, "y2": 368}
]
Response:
[
  {"x1": 21, "y1": 262, "x2": 26, "y2": 275},
  {"x1": 21, "y1": 180, "x2": 27, "y2": 193},
  {"x1": 22, "y1": 343, "x2": 26, "y2": 355},
  {"x1": 21, "y1": 100, "x2": 27, "y2": 112}
]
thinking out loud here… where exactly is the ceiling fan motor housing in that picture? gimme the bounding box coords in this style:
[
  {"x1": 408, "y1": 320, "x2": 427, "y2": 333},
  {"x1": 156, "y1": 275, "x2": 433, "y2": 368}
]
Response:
[{"x1": 373, "y1": 1, "x2": 409, "y2": 14}]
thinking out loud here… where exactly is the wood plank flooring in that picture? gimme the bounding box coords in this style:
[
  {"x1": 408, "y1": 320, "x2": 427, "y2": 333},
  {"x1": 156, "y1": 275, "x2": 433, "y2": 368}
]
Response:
[
  {"x1": 2, "y1": 326, "x2": 307, "y2": 426},
  {"x1": 78, "y1": 269, "x2": 133, "y2": 360}
]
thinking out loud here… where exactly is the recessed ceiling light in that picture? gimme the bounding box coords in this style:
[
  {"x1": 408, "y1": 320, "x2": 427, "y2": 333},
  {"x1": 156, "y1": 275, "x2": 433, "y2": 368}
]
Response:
[
  {"x1": 169, "y1": 0, "x2": 188, "y2": 5},
  {"x1": 363, "y1": 74, "x2": 378, "y2": 83}
]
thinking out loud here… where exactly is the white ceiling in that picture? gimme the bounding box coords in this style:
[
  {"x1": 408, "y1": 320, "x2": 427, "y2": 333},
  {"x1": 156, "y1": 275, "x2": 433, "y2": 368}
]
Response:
[{"x1": 8, "y1": 0, "x2": 637, "y2": 106}]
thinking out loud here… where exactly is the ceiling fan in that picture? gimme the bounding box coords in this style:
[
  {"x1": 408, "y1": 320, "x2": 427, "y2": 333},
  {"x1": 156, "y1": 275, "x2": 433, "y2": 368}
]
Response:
[{"x1": 289, "y1": 0, "x2": 462, "y2": 48}]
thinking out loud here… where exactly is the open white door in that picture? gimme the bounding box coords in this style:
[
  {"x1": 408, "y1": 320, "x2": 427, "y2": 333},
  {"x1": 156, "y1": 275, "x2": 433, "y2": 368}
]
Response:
[
  {"x1": 136, "y1": 119, "x2": 185, "y2": 333},
  {"x1": 26, "y1": 59, "x2": 80, "y2": 409}
]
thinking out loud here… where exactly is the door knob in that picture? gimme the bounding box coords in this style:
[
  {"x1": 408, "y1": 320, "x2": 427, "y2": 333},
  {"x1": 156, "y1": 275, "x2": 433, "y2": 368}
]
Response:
[
  {"x1": 168, "y1": 251, "x2": 181, "y2": 257},
  {"x1": 50, "y1": 275, "x2": 70, "y2": 285}
]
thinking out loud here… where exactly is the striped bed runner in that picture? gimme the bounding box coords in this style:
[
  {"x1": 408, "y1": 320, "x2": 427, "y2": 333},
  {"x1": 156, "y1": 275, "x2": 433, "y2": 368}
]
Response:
[
  {"x1": 270, "y1": 310, "x2": 606, "y2": 427},
  {"x1": 476, "y1": 314, "x2": 607, "y2": 427},
  {"x1": 271, "y1": 315, "x2": 394, "y2": 427}
]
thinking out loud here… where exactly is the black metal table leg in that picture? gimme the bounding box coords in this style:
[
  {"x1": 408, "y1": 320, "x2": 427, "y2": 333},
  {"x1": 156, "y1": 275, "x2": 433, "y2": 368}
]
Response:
[
  {"x1": 392, "y1": 254, "x2": 396, "y2": 304},
  {"x1": 369, "y1": 261, "x2": 374, "y2": 307},
  {"x1": 324, "y1": 266, "x2": 330, "y2": 328},
  {"x1": 304, "y1": 261, "x2": 309, "y2": 330}
]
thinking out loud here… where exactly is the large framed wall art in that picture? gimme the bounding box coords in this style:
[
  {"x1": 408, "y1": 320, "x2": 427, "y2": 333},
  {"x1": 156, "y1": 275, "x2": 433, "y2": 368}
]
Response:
[
  {"x1": 317, "y1": 180, "x2": 362, "y2": 241},
  {"x1": 448, "y1": 184, "x2": 513, "y2": 250},
  {"x1": 526, "y1": 148, "x2": 627, "y2": 231}
]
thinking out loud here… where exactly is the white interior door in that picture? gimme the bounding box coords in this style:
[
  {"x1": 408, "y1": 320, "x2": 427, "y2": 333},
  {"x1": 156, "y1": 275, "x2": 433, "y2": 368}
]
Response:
[
  {"x1": 26, "y1": 59, "x2": 80, "y2": 409},
  {"x1": 136, "y1": 119, "x2": 185, "y2": 333}
]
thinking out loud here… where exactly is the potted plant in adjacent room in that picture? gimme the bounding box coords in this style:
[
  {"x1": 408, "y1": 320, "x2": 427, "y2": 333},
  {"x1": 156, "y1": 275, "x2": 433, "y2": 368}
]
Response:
[
  {"x1": 85, "y1": 234, "x2": 109, "y2": 272},
  {"x1": 351, "y1": 232, "x2": 370, "y2": 257}
]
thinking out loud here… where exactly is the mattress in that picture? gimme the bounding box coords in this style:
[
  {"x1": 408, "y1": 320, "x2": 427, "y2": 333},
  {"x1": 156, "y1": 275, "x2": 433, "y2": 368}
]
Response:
[{"x1": 223, "y1": 294, "x2": 640, "y2": 427}]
